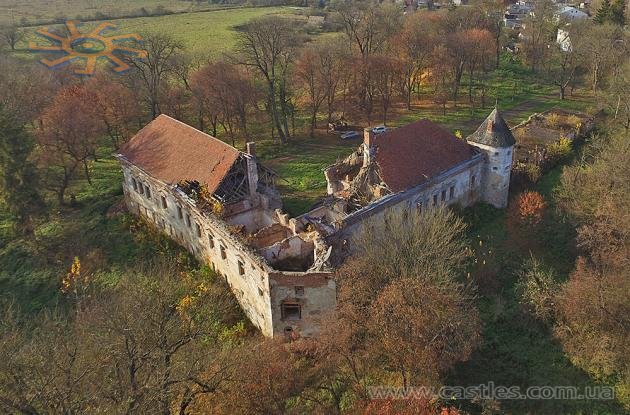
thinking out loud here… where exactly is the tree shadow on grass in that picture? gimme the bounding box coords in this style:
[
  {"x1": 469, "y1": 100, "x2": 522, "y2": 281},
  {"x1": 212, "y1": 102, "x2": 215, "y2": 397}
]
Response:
[{"x1": 449, "y1": 203, "x2": 623, "y2": 414}]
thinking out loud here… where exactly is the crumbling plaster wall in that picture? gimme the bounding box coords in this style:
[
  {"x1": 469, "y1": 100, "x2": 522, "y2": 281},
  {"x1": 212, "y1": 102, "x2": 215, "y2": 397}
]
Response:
[
  {"x1": 468, "y1": 142, "x2": 513, "y2": 209},
  {"x1": 269, "y1": 272, "x2": 337, "y2": 337},
  {"x1": 120, "y1": 161, "x2": 275, "y2": 335},
  {"x1": 119, "y1": 159, "x2": 336, "y2": 338}
]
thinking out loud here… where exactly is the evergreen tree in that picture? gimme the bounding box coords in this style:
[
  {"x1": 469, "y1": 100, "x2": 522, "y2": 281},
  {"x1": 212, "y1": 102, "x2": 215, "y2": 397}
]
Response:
[
  {"x1": 594, "y1": 0, "x2": 612, "y2": 23},
  {"x1": 609, "y1": 0, "x2": 626, "y2": 25},
  {"x1": 0, "y1": 105, "x2": 46, "y2": 235},
  {"x1": 595, "y1": 0, "x2": 626, "y2": 24}
]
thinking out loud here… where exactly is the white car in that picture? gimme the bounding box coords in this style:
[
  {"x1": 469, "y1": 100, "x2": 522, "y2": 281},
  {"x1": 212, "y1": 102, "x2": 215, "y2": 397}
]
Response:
[
  {"x1": 372, "y1": 125, "x2": 387, "y2": 134},
  {"x1": 340, "y1": 131, "x2": 361, "y2": 140}
]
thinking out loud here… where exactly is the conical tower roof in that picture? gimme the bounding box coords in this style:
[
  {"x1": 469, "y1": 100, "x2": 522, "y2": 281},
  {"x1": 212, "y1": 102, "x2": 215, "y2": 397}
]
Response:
[{"x1": 467, "y1": 109, "x2": 516, "y2": 148}]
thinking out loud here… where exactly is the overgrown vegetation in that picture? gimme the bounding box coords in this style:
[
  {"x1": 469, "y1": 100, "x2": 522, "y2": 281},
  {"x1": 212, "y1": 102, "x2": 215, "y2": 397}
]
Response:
[{"x1": 1, "y1": 0, "x2": 628, "y2": 413}]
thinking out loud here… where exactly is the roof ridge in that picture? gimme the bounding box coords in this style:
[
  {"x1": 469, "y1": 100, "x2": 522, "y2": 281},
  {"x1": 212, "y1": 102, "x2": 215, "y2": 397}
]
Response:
[{"x1": 156, "y1": 114, "x2": 239, "y2": 153}]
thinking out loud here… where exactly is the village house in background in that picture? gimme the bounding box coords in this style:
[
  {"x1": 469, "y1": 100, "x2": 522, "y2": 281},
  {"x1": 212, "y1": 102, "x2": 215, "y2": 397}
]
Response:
[{"x1": 116, "y1": 110, "x2": 515, "y2": 337}]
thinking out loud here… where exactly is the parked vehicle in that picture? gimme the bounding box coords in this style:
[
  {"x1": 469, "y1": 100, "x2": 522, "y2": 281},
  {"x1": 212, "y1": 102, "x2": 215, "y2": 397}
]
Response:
[
  {"x1": 372, "y1": 125, "x2": 387, "y2": 134},
  {"x1": 340, "y1": 131, "x2": 361, "y2": 140}
]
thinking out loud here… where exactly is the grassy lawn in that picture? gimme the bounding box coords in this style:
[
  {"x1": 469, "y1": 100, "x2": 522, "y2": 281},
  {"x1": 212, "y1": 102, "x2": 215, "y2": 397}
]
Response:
[
  {"x1": 111, "y1": 6, "x2": 299, "y2": 58},
  {"x1": 257, "y1": 132, "x2": 359, "y2": 216},
  {"x1": 394, "y1": 57, "x2": 595, "y2": 136},
  {"x1": 0, "y1": 147, "x2": 190, "y2": 313}
]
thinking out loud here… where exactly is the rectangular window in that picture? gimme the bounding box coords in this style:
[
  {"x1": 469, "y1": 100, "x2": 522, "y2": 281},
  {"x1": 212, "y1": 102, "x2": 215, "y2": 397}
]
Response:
[
  {"x1": 195, "y1": 223, "x2": 201, "y2": 237},
  {"x1": 220, "y1": 245, "x2": 227, "y2": 260},
  {"x1": 471, "y1": 175, "x2": 476, "y2": 187},
  {"x1": 295, "y1": 286, "x2": 305, "y2": 296},
  {"x1": 177, "y1": 205, "x2": 183, "y2": 220},
  {"x1": 238, "y1": 260, "x2": 245, "y2": 276},
  {"x1": 145, "y1": 185, "x2": 151, "y2": 199},
  {"x1": 416, "y1": 202, "x2": 422, "y2": 213},
  {"x1": 185, "y1": 214, "x2": 191, "y2": 228},
  {"x1": 441, "y1": 190, "x2": 446, "y2": 201},
  {"x1": 131, "y1": 178, "x2": 138, "y2": 192},
  {"x1": 138, "y1": 183, "x2": 144, "y2": 195},
  {"x1": 281, "y1": 302, "x2": 301, "y2": 321},
  {"x1": 161, "y1": 196, "x2": 167, "y2": 209},
  {"x1": 208, "y1": 234, "x2": 215, "y2": 248},
  {"x1": 433, "y1": 194, "x2": 438, "y2": 206},
  {"x1": 449, "y1": 186, "x2": 455, "y2": 199}
]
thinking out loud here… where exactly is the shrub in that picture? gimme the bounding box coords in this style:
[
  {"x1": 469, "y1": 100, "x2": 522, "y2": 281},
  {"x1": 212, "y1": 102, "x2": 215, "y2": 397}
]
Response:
[
  {"x1": 523, "y1": 163, "x2": 542, "y2": 183},
  {"x1": 546, "y1": 113, "x2": 560, "y2": 129},
  {"x1": 517, "y1": 191, "x2": 546, "y2": 225},
  {"x1": 547, "y1": 135, "x2": 573, "y2": 162},
  {"x1": 516, "y1": 255, "x2": 558, "y2": 321}
]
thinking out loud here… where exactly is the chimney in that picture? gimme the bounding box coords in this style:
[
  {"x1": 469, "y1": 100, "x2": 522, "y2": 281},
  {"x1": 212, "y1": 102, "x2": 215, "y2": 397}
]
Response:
[
  {"x1": 245, "y1": 142, "x2": 258, "y2": 199},
  {"x1": 246, "y1": 142, "x2": 256, "y2": 157},
  {"x1": 363, "y1": 127, "x2": 374, "y2": 166}
]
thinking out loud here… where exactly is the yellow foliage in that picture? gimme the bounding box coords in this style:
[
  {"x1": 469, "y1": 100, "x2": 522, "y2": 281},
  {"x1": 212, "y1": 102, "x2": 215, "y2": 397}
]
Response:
[
  {"x1": 548, "y1": 136, "x2": 573, "y2": 161},
  {"x1": 61, "y1": 256, "x2": 88, "y2": 295}
]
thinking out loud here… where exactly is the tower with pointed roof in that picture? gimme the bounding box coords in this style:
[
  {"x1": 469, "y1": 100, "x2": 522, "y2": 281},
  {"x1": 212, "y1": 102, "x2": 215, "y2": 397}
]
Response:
[{"x1": 466, "y1": 108, "x2": 516, "y2": 208}]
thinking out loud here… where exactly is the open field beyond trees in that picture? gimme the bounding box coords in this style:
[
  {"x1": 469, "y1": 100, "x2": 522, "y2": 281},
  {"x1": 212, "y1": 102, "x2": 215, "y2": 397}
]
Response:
[
  {"x1": 12, "y1": 6, "x2": 300, "y2": 59},
  {"x1": 1, "y1": 0, "x2": 234, "y2": 26}
]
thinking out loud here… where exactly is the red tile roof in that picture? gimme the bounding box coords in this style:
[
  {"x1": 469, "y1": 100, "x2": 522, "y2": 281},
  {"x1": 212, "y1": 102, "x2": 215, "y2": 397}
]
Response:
[
  {"x1": 118, "y1": 115, "x2": 240, "y2": 194},
  {"x1": 373, "y1": 119, "x2": 476, "y2": 192}
]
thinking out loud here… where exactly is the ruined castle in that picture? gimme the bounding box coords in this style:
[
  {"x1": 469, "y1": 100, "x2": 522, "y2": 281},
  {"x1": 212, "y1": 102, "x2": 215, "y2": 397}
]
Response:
[{"x1": 116, "y1": 109, "x2": 515, "y2": 337}]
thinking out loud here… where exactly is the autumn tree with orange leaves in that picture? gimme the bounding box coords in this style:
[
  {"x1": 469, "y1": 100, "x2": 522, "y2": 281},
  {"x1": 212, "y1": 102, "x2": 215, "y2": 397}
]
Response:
[
  {"x1": 191, "y1": 61, "x2": 256, "y2": 145},
  {"x1": 38, "y1": 84, "x2": 105, "y2": 204},
  {"x1": 88, "y1": 73, "x2": 141, "y2": 148},
  {"x1": 517, "y1": 191, "x2": 547, "y2": 225}
]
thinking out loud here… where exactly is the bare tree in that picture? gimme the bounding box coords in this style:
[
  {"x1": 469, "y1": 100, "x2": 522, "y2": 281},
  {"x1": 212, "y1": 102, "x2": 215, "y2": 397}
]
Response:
[
  {"x1": 546, "y1": 43, "x2": 581, "y2": 99},
  {"x1": 0, "y1": 24, "x2": 23, "y2": 51},
  {"x1": 370, "y1": 55, "x2": 401, "y2": 125},
  {"x1": 294, "y1": 45, "x2": 330, "y2": 138},
  {"x1": 329, "y1": 207, "x2": 481, "y2": 389},
  {"x1": 0, "y1": 261, "x2": 242, "y2": 414},
  {"x1": 521, "y1": 0, "x2": 557, "y2": 72},
  {"x1": 125, "y1": 32, "x2": 184, "y2": 119},
  {"x1": 191, "y1": 61, "x2": 256, "y2": 145},
  {"x1": 394, "y1": 14, "x2": 434, "y2": 110},
  {"x1": 233, "y1": 16, "x2": 298, "y2": 143}
]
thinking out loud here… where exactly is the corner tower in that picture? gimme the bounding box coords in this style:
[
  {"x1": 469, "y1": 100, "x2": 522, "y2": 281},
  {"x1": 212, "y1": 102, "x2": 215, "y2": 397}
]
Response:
[{"x1": 466, "y1": 109, "x2": 516, "y2": 208}]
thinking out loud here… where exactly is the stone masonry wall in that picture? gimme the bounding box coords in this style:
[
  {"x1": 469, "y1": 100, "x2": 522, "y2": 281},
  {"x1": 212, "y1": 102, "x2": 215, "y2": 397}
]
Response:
[{"x1": 118, "y1": 159, "x2": 336, "y2": 338}]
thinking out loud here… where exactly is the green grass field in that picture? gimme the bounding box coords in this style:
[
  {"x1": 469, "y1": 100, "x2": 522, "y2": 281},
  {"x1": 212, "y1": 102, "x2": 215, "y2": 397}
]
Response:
[
  {"x1": 1, "y1": 0, "x2": 222, "y2": 26},
  {"x1": 111, "y1": 6, "x2": 300, "y2": 58},
  {"x1": 14, "y1": 7, "x2": 304, "y2": 62}
]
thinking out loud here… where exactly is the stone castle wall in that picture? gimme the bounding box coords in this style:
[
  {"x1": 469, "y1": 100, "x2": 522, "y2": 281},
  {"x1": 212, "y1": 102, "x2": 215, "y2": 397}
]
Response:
[
  {"x1": 118, "y1": 159, "x2": 336, "y2": 338},
  {"x1": 468, "y1": 142, "x2": 513, "y2": 208}
]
